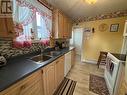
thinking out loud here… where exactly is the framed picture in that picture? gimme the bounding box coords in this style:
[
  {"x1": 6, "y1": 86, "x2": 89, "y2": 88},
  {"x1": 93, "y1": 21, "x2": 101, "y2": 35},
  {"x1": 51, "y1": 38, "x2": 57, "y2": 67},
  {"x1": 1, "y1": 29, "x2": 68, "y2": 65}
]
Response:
[{"x1": 110, "y1": 24, "x2": 119, "y2": 32}]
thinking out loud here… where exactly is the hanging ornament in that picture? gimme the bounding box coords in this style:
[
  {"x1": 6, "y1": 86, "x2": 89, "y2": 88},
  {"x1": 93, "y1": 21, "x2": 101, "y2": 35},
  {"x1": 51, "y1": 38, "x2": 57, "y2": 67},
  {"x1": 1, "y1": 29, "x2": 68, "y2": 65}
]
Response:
[{"x1": 14, "y1": 22, "x2": 24, "y2": 37}]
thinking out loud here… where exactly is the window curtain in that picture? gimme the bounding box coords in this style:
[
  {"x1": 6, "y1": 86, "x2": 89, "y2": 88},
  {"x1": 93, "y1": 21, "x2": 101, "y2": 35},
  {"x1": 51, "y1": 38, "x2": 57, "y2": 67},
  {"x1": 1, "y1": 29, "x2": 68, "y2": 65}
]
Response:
[
  {"x1": 13, "y1": 0, "x2": 35, "y2": 48},
  {"x1": 39, "y1": 13, "x2": 52, "y2": 46},
  {"x1": 13, "y1": 0, "x2": 52, "y2": 48}
]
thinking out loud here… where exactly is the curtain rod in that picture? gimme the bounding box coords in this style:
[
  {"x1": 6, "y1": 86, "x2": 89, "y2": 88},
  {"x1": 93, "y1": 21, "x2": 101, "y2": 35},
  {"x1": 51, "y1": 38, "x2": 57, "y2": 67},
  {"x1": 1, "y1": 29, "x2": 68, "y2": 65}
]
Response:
[{"x1": 37, "y1": 0, "x2": 53, "y2": 11}]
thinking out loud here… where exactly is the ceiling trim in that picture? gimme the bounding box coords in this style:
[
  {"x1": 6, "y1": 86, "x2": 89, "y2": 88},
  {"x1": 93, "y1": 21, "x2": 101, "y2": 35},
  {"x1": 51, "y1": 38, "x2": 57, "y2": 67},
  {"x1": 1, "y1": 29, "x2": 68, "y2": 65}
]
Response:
[{"x1": 73, "y1": 10, "x2": 127, "y2": 23}]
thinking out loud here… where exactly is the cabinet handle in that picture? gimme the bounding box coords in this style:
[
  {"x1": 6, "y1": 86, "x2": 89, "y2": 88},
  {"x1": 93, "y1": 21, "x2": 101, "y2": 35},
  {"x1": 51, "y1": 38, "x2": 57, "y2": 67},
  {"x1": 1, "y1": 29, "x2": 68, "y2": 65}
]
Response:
[
  {"x1": 56, "y1": 61, "x2": 59, "y2": 64},
  {"x1": 20, "y1": 84, "x2": 26, "y2": 90},
  {"x1": 41, "y1": 70, "x2": 43, "y2": 74}
]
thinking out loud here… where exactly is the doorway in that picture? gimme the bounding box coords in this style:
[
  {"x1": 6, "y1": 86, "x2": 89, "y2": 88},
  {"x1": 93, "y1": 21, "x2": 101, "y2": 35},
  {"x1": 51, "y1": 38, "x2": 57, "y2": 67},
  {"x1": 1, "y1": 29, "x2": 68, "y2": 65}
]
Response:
[{"x1": 71, "y1": 28, "x2": 84, "y2": 61}]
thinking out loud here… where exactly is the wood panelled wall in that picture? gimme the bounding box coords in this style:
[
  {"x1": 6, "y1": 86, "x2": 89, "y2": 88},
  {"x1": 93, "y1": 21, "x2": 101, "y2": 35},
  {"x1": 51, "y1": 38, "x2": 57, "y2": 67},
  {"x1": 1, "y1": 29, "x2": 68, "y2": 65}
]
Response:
[{"x1": 0, "y1": 18, "x2": 14, "y2": 37}]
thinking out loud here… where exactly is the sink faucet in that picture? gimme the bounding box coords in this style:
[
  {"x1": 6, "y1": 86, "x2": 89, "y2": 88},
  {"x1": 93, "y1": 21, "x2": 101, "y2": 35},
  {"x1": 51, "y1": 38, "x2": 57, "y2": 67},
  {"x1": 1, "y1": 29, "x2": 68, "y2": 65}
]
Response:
[
  {"x1": 39, "y1": 39, "x2": 49, "y2": 57},
  {"x1": 40, "y1": 44, "x2": 44, "y2": 58}
]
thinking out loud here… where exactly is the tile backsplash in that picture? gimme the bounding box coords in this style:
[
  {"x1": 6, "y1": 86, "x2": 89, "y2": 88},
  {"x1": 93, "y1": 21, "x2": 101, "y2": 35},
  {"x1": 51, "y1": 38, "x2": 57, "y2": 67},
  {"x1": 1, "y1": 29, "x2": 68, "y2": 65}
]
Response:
[
  {"x1": 0, "y1": 39, "x2": 43, "y2": 59},
  {"x1": 0, "y1": 38, "x2": 70, "y2": 59},
  {"x1": 54, "y1": 39, "x2": 70, "y2": 47}
]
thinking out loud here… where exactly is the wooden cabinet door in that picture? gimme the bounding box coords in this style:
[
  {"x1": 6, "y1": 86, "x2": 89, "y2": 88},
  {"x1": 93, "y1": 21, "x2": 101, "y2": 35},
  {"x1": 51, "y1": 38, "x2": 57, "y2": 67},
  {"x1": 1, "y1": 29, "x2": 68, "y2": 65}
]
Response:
[
  {"x1": 53, "y1": 8, "x2": 72, "y2": 39},
  {"x1": 59, "y1": 56, "x2": 64, "y2": 82},
  {"x1": 43, "y1": 62, "x2": 55, "y2": 95},
  {"x1": 68, "y1": 21, "x2": 72, "y2": 38},
  {"x1": 63, "y1": 17, "x2": 68, "y2": 38},
  {"x1": 63, "y1": 18, "x2": 72, "y2": 38},
  {"x1": 58, "y1": 12, "x2": 64, "y2": 38},
  {"x1": 55, "y1": 59, "x2": 60, "y2": 88},
  {"x1": 55, "y1": 56, "x2": 64, "y2": 89},
  {"x1": 0, "y1": 18, "x2": 14, "y2": 37}
]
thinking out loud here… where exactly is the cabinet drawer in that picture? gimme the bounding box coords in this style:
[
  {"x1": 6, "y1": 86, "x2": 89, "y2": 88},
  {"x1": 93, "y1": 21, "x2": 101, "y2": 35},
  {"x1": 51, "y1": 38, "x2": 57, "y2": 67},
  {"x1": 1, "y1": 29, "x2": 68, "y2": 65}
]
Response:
[
  {"x1": 1, "y1": 70, "x2": 42, "y2": 95},
  {"x1": 57, "y1": 56, "x2": 64, "y2": 62},
  {"x1": 20, "y1": 79, "x2": 43, "y2": 95}
]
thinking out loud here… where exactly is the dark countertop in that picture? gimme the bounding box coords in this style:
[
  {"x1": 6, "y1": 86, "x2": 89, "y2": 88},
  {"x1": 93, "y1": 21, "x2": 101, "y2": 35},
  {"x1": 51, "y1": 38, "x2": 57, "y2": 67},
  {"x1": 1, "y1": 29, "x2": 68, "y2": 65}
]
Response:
[
  {"x1": 0, "y1": 47, "x2": 75, "y2": 92},
  {"x1": 111, "y1": 53, "x2": 126, "y2": 61}
]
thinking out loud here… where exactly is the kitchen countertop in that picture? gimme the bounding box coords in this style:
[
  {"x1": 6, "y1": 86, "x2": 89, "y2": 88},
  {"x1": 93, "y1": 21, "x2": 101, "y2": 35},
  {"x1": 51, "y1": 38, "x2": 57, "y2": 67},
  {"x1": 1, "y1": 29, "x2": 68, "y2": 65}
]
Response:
[
  {"x1": 111, "y1": 53, "x2": 126, "y2": 62},
  {"x1": 0, "y1": 47, "x2": 75, "y2": 92},
  {"x1": 107, "y1": 52, "x2": 126, "y2": 66}
]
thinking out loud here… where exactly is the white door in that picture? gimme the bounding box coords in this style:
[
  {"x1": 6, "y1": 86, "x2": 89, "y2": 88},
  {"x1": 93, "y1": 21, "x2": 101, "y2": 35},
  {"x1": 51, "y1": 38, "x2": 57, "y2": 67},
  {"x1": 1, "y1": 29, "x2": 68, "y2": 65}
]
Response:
[{"x1": 73, "y1": 28, "x2": 83, "y2": 56}]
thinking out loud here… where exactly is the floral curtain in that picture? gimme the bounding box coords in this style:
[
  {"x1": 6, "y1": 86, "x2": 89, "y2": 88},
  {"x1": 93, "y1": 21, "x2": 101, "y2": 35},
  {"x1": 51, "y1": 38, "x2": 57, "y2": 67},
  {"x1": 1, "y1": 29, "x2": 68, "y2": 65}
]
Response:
[
  {"x1": 39, "y1": 13, "x2": 52, "y2": 46},
  {"x1": 13, "y1": 0, "x2": 52, "y2": 48}
]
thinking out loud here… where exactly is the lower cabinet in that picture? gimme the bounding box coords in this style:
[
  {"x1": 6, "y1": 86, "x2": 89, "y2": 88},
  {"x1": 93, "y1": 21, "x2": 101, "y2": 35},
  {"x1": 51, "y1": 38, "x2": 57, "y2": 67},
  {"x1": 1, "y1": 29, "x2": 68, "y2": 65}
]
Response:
[
  {"x1": 43, "y1": 56, "x2": 65, "y2": 95},
  {"x1": 0, "y1": 71, "x2": 44, "y2": 95},
  {"x1": 43, "y1": 61, "x2": 56, "y2": 95},
  {"x1": 55, "y1": 56, "x2": 64, "y2": 88},
  {"x1": 0, "y1": 54, "x2": 68, "y2": 95}
]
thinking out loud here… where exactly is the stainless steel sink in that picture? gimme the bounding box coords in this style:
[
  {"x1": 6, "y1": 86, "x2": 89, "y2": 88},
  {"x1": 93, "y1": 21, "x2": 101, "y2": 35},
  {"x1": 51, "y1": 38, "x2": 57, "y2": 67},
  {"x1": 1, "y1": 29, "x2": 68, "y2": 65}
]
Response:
[
  {"x1": 30, "y1": 55, "x2": 52, "y2": 63},
  {"x1": 46, "y1": 51, "x2": 61, "y2": 56}
]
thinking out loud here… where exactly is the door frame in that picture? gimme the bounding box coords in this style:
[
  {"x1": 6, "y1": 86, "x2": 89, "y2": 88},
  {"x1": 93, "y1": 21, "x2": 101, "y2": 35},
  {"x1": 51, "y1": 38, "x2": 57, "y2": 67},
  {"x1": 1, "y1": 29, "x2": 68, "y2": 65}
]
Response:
[
  {"x1": 121, "y1": 36, "x2": 127, "y2": 54},
  {"x1": 81, "y1": 28, "x2": 85, "y2": 62},
  {"x1": 73, "y1": 28, "x2": 83, "y2": 55}
]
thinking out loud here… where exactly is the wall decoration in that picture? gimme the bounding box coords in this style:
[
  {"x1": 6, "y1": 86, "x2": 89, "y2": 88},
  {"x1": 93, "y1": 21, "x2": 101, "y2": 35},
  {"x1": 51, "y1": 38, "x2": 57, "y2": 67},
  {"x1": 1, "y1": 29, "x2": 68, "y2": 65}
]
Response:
[
  {"x1": 83, "y1": 27, "x2": 91, "y2": 32},
  {"x1": 73, "y1": 10, "x2": 127, "y2": 23},
  {"x1": 83, "y1": 27, "x2": 93, "y2": 39},
  {"x1": 99, "y1": 23, "x2": 108, "y2": 32},
  {"x1": 92, "y1": 28, "x2": 95, "y2": 33},
  {"x1": 110, "y1": 24, "x2": 119, "y2": 32}
]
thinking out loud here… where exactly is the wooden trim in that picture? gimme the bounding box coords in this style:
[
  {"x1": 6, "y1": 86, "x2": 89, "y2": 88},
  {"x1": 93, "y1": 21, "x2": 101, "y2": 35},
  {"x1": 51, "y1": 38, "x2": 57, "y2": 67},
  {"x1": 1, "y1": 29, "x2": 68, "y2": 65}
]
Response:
[
  {"x1": 125, "y1": 81, "x2": 127, "y2": 90},
  {"x1": 37, "y1": 0, "x2": 53, "y2": 11},
  {"x1": 4, "y1": 18, "x2": 8, "y2": 34}
]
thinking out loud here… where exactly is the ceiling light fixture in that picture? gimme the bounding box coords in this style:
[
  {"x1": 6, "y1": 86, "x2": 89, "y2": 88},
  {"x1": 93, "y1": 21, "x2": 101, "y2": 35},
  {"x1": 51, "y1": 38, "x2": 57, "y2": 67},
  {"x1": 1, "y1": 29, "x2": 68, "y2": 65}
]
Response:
[{"x1": 85, "y1": 0, "x2": 97, "y2": 4}]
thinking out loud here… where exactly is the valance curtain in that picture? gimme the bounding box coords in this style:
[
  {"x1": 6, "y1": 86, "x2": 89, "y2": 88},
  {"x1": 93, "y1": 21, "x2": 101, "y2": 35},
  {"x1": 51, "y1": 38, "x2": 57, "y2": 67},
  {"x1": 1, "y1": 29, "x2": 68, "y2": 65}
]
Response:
[{"x1": 13, "y1": 0, "x2": 52, "y2": 48}]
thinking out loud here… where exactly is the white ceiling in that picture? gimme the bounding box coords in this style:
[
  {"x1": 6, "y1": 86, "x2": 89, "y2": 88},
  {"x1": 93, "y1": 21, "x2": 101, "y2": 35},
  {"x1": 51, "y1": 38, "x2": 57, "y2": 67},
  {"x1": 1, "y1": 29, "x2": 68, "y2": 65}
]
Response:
[{"x1": 47, "y1": 0, "x2": 127, "y2": 20}]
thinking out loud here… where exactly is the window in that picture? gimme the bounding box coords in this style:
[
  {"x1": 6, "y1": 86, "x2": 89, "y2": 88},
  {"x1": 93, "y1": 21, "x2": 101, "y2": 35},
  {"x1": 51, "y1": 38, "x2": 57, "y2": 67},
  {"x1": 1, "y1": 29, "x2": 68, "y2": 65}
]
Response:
[
  {"x1": 14, "y1": 0, "x2": 52, "y2": 40},
  {"x1": 14, "y1": 9, "x2": 51, "y2": 41},
  {"x1": 13, "y1": 0, "x2": 52, "y2": 47},
  {"x1": 36, "y1": 12, "x2": 50, "y2": 40}
]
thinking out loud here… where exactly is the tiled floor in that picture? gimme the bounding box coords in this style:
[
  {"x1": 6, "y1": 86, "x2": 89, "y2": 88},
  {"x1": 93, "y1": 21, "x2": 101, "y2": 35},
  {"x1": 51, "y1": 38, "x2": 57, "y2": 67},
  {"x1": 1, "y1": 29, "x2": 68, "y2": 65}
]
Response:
[{"x1": 66, "y1": 55, "x2": 105, "y2": 95}]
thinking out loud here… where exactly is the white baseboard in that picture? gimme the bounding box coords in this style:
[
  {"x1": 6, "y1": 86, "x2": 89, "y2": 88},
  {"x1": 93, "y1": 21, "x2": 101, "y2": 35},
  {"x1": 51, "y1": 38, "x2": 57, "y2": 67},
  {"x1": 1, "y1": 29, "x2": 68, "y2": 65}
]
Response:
[{"x1": 81, "y1": 59, "x2": 97, "y2": 64}]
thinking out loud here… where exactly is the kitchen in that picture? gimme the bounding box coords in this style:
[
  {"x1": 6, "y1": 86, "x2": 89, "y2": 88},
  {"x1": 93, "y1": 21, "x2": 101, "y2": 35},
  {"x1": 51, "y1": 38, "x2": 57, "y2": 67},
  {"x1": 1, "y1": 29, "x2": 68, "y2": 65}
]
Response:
[{"x1": 0, "y1": 0, "x2": 127, "y2": 95}]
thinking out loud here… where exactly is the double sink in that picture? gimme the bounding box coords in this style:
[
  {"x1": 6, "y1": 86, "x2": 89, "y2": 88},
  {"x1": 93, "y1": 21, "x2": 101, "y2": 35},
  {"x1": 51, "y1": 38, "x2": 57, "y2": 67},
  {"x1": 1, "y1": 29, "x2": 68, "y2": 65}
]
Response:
[{"x1": 30, "y1": 51, "x2": 61, "y2": 64}]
